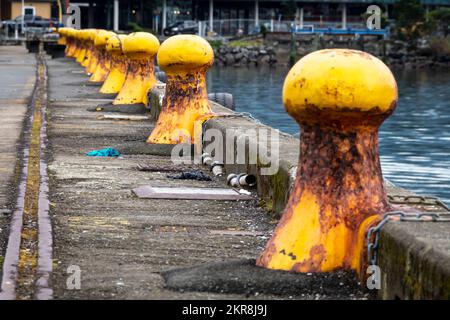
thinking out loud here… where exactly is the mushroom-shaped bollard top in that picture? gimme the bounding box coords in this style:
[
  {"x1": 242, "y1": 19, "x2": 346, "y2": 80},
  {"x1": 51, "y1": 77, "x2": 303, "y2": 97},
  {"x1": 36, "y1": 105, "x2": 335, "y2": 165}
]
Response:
[
  {"x1": 122, "y1": 32, "x2": 160, "y2": 59},
  {"x1": 283, "y1": 49, "x2": 397, "y2": 124},
  {"x1": 112, "y1": 32, "x2": 159, "y2": 105},
  {"x1": 157, "y1": 35, "x2": 214, "y2": 72},
  {"x1": 256, "y1": 49, "x2": 398, "y2": 275},
  {"x1": 147, "y1": 35, "x2": 214, "y2": 144},
  {"x1": 100, "y1": 35, "x2": 128, "y2": 94}
]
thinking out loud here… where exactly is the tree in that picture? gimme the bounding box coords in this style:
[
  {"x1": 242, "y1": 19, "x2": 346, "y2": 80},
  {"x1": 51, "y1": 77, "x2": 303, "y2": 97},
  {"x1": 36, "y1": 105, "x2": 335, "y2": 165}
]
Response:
[
  {"x1": 393, "y1": 0, "x2": 426, "y2": 41},
  {"x1": 281, "y1": 0, "x2": 297, "y2": 19},
  {"x1": 429, "y1": 8, "x2": 450, "y2": 36}
]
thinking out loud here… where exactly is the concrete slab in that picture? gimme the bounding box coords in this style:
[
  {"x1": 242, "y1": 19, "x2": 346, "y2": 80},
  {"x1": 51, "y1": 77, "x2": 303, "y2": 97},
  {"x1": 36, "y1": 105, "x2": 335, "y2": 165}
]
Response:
[{"x1": 162, "y1": 259, "x2": 371, "y2": 299}]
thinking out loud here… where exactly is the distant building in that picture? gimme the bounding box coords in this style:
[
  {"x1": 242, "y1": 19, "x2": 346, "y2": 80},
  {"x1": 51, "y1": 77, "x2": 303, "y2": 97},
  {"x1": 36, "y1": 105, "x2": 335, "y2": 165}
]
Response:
[
  {"x1": 0, "y1": 0, "x2": 52, "y2": 20},
  {"x1": 83, "y1": 0, "x2": 450, "y2": 34},
  {"x1": 2, "y1": 0, "x2": 449, "y2": 34}
]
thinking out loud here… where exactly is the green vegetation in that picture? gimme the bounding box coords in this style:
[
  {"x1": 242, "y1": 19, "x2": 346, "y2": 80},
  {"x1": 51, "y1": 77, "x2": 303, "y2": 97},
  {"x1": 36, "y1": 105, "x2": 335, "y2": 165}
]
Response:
[
  {"x1": 281, "y1": 0, "x2": 297, "y2": 19},
  {"x1": 208, "y1": 39, "x2": 223, "y2": 50},
  {"x1": 393, "y1": 0, "x2": 426, "y2": 41},
  {"x1": 429, "y1": 8, "x2": 450, "y2": 36},
  {"x1": 227, "y1": 39, "x2": 263, "y2": 48},
  {"x1": 126, "y1": 22, "x2": 156, "y2": 35}
]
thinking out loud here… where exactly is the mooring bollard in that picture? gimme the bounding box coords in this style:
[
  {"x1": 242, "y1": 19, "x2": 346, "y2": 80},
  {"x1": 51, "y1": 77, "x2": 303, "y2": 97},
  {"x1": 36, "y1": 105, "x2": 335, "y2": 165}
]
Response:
[
  {"x1": 81, "y1": 29, "x2": 96, "y2": 68},
  {"x1": 147, "y1": 35, "x2": 214, "y2": 144},
  {"x1": 85, "y1": 29, "x2": 100, "y2": 74},
  {"x1": 56, "y1": 27, "x2": 66, "y2": 46},
  {"x1": 72, "y1": 29, "x2": 83, "y2": 59},
  {"x1": 75, "y1": 30, "x2": 88, "y2": 65},
  {"x1": 100, "y1": 34, "x2": 128, "y2": 94},
  {"x1": 111, "y1": 32, "x2": 159, "y2": 106},
  {"x1": 89, "y1": 30, "x2": 115, "y2": 82},
  {"x1": 256, "y1": 49, "x2": 398, "y2": 275},
  {"x1": 65, "y1": 28, "x2": 78, "y2": 58},
  {"x1": 58, "y1": 28, "x2": 70, "y2": 56}
]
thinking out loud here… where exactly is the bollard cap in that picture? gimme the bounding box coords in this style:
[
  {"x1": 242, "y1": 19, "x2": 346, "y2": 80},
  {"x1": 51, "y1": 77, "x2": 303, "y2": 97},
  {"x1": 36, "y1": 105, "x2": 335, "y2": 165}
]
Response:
[
  {"x1": 87, "y1": 29, "x2": 99, "y2": 42},
  {"x1": 122, "y1": 32, "x2": 160, "y2": 59},
  {"x1": 95, "y1": 30, "x2": 116, "y2": 47},
  {"x1": 66, "y1": 28, "x2": 76, "y2": 39},
  {"x1": 157, "y1": 35, "x2": 214, "y2": 72},
  {"x1": 106, "y1": 34, "x2": 126, "y2": 53},
  {"x1": 283, "y1": 49, "x2": 398, "y2": 126},
  {"x1": 78, "y1": 29, "x2": 90, "y2": 41}
]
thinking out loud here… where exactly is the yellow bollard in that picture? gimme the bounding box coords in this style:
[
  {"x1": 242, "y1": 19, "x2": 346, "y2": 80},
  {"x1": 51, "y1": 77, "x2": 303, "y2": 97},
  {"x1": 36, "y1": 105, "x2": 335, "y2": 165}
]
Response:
[
  {"x1": 56, "y1": 27, "x2": 67, "y2": 46},
  {"x1": 256, "y1": 49, "x2": 398, "y2": 275},
  {"x1": 87, "y1": 30, "x2": 113, "y2": 80},
  {"x1": 84, "y1": 29, "x2": 99, "y2": 73},
  {"x1": 100, "y1": 35, "x2": 128, "y2": 94},
  {"x1": 112, "y1": 32, "x2": 159, "y2": 106},
  {"x1": 74, "y1": 30, "x2": 85, "y2": 60},
  {"x1": 147, "y1": 35, "x2": 214, "y2": 144},
  {"x1": 75, "y1": 30, "x2": 88, "y2": 65},
  {"x1": 66, "y1": 29, "x2": 79, "y2": 58},
  {"x1": 89, "y1": 30, "x2": 115, "y2": 82},
  {"x1": 81, "y1": 29, "x2": 96, "y2": 68}
]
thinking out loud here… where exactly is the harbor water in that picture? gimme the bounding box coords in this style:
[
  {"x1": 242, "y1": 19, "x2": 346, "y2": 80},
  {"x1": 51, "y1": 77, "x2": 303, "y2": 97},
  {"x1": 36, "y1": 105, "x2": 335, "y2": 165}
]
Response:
[{"x1": 207, "y1": 67, "x2": 450, "y2": 205}]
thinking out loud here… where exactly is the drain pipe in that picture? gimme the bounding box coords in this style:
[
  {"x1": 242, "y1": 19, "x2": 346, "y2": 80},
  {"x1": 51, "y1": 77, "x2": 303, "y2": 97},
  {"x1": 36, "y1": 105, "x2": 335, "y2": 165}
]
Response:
[
  {"x1": 211, "y1": 161, "x2": 224, "y2": 177},
  {"x1": 227, "y1": 173, "x2": 257, "y2": 188},
  {"x1": 201, "y1": 153, "x2": 224, "y2": 177}
]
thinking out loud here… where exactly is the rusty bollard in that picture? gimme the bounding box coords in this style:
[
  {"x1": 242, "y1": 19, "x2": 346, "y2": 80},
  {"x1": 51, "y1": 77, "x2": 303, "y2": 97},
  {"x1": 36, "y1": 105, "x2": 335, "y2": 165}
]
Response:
[
  {"x1": 56, "y1": 27, "x2": 67, "y2": 46},
  {"x1": 147, "y1": 35, "x2": 214, "y2": 144},
  {"x1": 57, "y1": 28, "x2": 71, "y2": 56},
  {"x1": 80, "y1": 29, "x2": 96, "y2": 69},
  {"x1": 100, "y1": 35, "x2": 128, "y2": 94},
  {"x1": 72, "y1": 29, "x2": 83, "y2": 59},
  {"x1": 75, "y1": 30, "x2": 88, "y2": 65},
  {"x1": 65, "y1": 28, "x2": 78, "y2": 58},
  {"x1": 112, "y1": 32, "x2": 159, "y2": 106},
  {"x1": 89, "y1": 30, "x2": 115, "y2": 82},
  {"x1": 256, "y1": 49, "x2": 398, "y2": 275},
  {"x1": 85, "y1": 29, "x2": 100, "y2": 74}
]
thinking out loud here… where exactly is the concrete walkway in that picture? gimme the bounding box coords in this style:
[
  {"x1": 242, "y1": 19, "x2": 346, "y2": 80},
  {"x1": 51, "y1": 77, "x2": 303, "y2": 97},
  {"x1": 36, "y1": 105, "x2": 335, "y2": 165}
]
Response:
[
  {"x1": 0, "y1": 46, "x2": 35, "y2": 272},
  {"x1": 46, "y1": 58, "x2": 371, "y2": 299}
]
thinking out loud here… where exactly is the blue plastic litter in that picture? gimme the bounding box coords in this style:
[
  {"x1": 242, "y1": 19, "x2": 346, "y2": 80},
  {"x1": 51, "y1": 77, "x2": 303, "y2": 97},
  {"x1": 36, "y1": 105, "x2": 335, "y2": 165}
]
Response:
[{"x1": 86, "y1": 148, "x2": 120, "y2": 157}]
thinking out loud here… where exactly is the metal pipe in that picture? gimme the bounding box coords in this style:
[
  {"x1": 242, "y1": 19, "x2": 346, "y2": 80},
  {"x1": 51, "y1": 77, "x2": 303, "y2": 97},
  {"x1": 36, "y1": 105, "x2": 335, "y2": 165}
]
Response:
[
  {"x1": 201, "y1": 153, "x2": 224, "y2": 176},
  {"x1": 211, "y1": 161, "x2": 224, "y2": 177},
  {"x1": 113, "y1": 0, "x2": 119, "y2": 32},
  {"x1": 201, "y1": 153, "x2": 213, "y2": 166},
  {"x1": 255, "y1": 0, "x2": 259, "y2": 27},
  {"x1": 227, "y1": 174, "x2": 240, "y2": 188},
  {"x1": 237, "y1": 173, "x2": 256, "y2": 187},
  {"x1": 227, "y1": 173, "x2": 256, "y2": 188},
  {"x1": 162, "y1": 0, "x2": 167, "y2": 33},
  {"x1": 209, "y1": 0, "x2": 214, "y2": 33}
]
